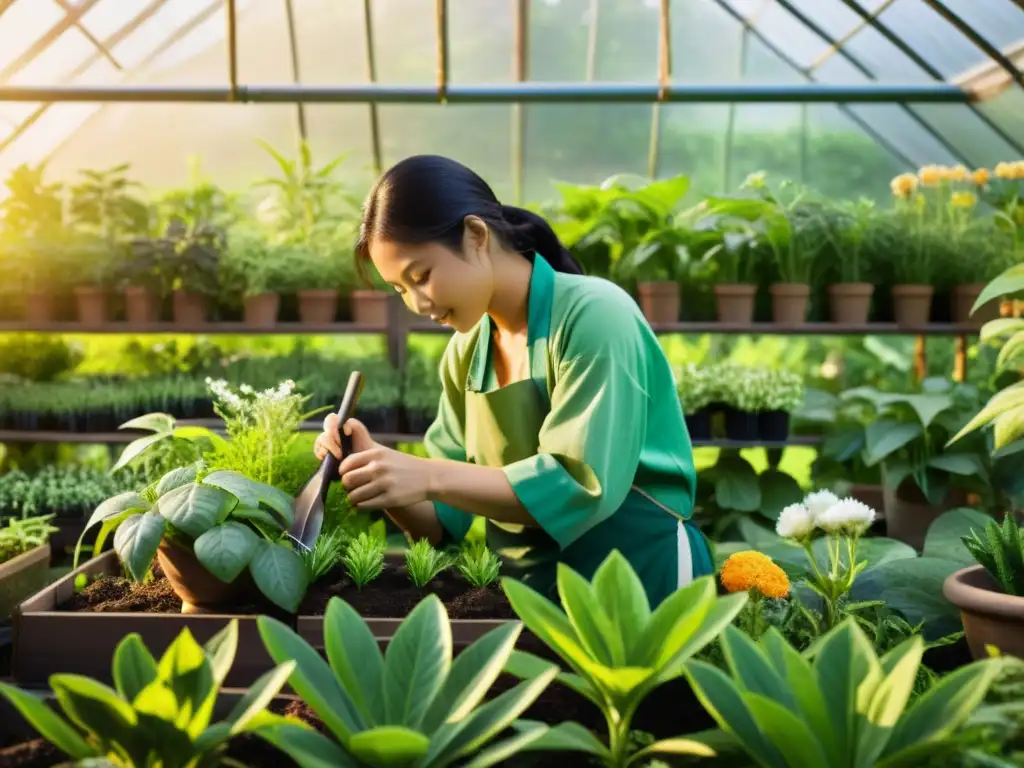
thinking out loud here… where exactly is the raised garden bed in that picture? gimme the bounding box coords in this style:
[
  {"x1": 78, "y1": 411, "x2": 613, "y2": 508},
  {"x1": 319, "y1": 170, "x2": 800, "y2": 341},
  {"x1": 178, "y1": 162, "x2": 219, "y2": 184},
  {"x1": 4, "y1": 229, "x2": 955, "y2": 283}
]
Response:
[{"x1": 0, "y1": 546, "x2": 50, "y2": 618}]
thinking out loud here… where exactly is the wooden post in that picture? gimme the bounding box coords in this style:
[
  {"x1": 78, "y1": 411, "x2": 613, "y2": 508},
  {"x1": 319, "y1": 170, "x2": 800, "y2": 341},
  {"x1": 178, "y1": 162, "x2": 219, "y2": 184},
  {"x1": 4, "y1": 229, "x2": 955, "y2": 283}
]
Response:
[
  {"x1": 913, "y1": 335, "x2": 927, "y2": 382},
  {"x1": 953, "y1": 335, "x2": 967, "y2": 382}
]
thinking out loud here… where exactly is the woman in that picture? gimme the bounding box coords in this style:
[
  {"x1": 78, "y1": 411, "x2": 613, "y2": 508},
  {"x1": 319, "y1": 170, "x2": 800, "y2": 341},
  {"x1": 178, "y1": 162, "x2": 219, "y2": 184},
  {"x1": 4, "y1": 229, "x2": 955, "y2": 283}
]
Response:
[{"x1": 314, "y1": 154, "x2": 712, "y2": 607}]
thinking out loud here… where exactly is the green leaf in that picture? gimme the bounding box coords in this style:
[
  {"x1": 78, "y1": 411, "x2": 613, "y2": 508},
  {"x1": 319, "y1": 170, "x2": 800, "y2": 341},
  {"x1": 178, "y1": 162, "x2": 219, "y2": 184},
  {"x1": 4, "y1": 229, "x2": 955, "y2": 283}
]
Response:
[
  {"x1": 112, "y1": 634, "x2": 158, "y2": 703},
  {"x1": 556, "y1": 563, "x2": 624, "y2": 667},
  {"x1": 997, "y1": 330, "x2": 1024, "y2": 370},
  {"x1": 193, "y1": 522, "x2": 259, "y2": 584},
  {"x1": 626, "y1": 736, "x2": 716, "y2": 765},
  {"x1": 82, "y1": 492, "x2": 150, "y2": 535},
  {"x1": 382, "y1": 594, "x2": 451, "y2": 729},
  {"x1": 203, "y1": 620, "x2": 239, "y2": 692},
  {"x1": 980, "y1": 317, "x2": 1024, "y2": 342},
  {"x1": 156, "y1": 627, "x2": 214, "y2": 723},
  {"x1": 49, "y1": 674, "x2": 138, "y2": 751},
  {"x1": 714, "y1": 457, "x2": 762, "y2": 512},
  {"x1": 591, "y1": 550, "x2": 651, "y2": 662},
  {"x1": 746, "y1": 693, "x2": 830, "y2": 768},
  {"x1": 231, "y1": 505, "x2": 285, "y2": 530},
  {"x1": 347, "y1": 726, "x2": 431, "y2": 766},
  {"x1": 226, "y1": 661, "x2": 297, "y2": 734},
  {"x1": 132, "y1": 680, "x2": 179, "y2": 720},
  {"x1": 663, "y1": 591, "x2": 750, "y2": 681},
  {"x1": 112, "y1": 512, "x2": 166, "y2": 582},
  {"x1": 253, "y1": 721, "x2": 361, "y2": 768},
  {"x1": 813, "y1": 621, "x2": 878, "y2": 761},
  {"x1": 156, "y1": 465, "x2": 199, "y2": 498},
  {"x1": 853, "y1": 538, "x2": 917, "y2": 569},
  {"x1": 857, "y1": 637, "x2": 925, "y2": 767},
  {"x1": 923, "y1": 508, "x2": 994, "y2": 568},
  {"x1": 0, "y1": 681, "x2": 94, "y2": 760},
  {"x1": 757, "y1": 470, "x2": 805, "y2": 522},
  {"x1": 633, "y1": 577, "x2": 715, "y2": 669},
  {"x1": 256, "y1": 614, "x2": 366, "y2": 742},
  {"x1": 461, "y1": 721, "x2": 552, "y2": 768},
  {"x1": 249, "y1": 540, "x2": 307, "y2": 613},
  {"x1": 502, "y1": 650, "x2": 599, "y2": 705},
  {"x1": 323, "y1": 597, "x2": 385, "y2": 726},
  {"x1": 111, "y1": 433, "x2": 172, "y2": 472},
  {"x1": 719, "y1": 626, "x2": 794, "y2": 710},
  {"x1": 948, "y1": 381, "x2": 1024, "y2": 445},
  {"x1": 862, "y1": 421, "x2": 922, "y2": 466},
  {"x1": 120, "y1": 412, "x2": 176, "y2": 433},
  {"x1": 973, "y1": 263, "x2": 1024, "y2": 311},
  {"x1": 927, "y1": 454, "x2": 987, "y2": 481},
  {"x1": 509, "y1": 719, "x2": 607, "y2": 756},
  {"x1": 156, "y1": 483, "x2": 236, "y2": 539},
  {"x1": 887, "y1": 394, "x2": 953, "y2": 429},
  {"x1": 202, "y1": 470, "x2": 295, "y2": 527},
  {"x1": 852, "y1": 558, "x2": 962, "y2": 637},
  {"x1": 422, "y1": 621, "x2": 523, "y2": 733}
]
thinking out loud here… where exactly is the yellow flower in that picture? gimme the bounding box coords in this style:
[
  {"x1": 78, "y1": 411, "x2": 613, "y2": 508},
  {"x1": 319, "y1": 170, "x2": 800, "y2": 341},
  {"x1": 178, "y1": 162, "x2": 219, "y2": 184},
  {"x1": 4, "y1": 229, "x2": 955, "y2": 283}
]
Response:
[
  {"x1": 972, "y1": 168, "x2": 991, "y2": 186},
  {"x1": 720, "y1": 550, "x2": 790, "y2": 599},
  {"x1": 949, "y1": 165, "x2": 969, "y2": 182},
  {"x1": 918, "y1": 165, "x2": 944, "y2": 186},
  {"x1": 890, "y1": 173, "x2": 918, "y2": 198},
  {"x1": 951, "y1": 191, "x2": 977, "y2": 209},
  {"x1": 995, "y1": 161, "x2": 1016, "y2": 180},
  {"x1": 1013, "y1": 161, "x2": 1024, "y2": 180}
]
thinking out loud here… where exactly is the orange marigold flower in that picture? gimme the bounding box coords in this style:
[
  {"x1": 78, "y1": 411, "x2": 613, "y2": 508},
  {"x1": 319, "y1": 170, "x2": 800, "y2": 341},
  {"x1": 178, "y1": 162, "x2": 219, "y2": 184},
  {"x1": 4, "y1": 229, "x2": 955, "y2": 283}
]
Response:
[
  {"x1": 720, "y1": 550, "x2": 791, "y2": 599},
  {"x1": 972, "y1": 168, "x2": 991, "y2": 186}
]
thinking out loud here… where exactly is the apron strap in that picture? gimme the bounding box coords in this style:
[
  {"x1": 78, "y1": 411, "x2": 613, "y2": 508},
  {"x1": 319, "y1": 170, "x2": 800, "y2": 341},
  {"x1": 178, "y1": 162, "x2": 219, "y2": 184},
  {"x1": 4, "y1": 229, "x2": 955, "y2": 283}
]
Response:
[{"x1": 630, "y1": 483, "x2": 684, "y2": 521}]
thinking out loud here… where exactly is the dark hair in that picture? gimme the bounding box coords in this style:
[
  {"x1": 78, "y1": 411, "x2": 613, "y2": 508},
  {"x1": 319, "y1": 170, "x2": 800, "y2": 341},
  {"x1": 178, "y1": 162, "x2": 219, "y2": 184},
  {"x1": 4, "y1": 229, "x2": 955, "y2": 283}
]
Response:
[{"x1": 355, "y1": 154, "x2": 583, "y2": 281}]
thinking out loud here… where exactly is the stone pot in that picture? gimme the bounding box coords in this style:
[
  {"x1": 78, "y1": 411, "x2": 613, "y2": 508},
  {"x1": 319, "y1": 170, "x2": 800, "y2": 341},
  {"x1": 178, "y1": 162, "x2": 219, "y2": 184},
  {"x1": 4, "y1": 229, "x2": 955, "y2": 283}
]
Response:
[
  {"x1": 828, "y1": 283, "x2": 874, "y2": 325},
  {"x1": 769, "y1": 283, "x2": 811, "y2": 324},
  {"x1": 713, "y1": 284, "x2": 757, "y2": 324},
  {"x1": 636, "y1": 281, "x2": 680, "y2": 324},
  {"x1": 172, "y1": 290, "x2": 208, "y2": 325},
  {"x1": 243, "y1": 292, "x2": 280, "y2": 327},
  {"x1": 351, "y1": 289, "x2": 390, "y2": 327},
  {"x1": 124, "y1": 286, "x2": 159, "y2": 324},
  {"x1": 156, "y1": 539, "x2": 254, "y2": 614},
  {"x1": 952, "y1": 283, "x2": 1001, "y2": 326},
  {"x1": 943, "y1": 565, "x2": 1024, "y2": 660},
  {"x1": 297, "y1": 289, "x2": 338, "y2": 324},
  {"x1": 891, "y1": 284, "x2": 933, "y2": 328},
  {"x1": 73, "y1": 286, "x2": 108, "y2": 325}
]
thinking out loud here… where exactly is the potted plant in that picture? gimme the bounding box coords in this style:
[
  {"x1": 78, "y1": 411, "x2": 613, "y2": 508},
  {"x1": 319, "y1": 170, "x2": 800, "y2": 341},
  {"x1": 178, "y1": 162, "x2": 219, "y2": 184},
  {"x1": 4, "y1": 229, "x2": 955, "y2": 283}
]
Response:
[
  {"x1": 676, "y1": 363, "x2": 713, "y2": 440},
  {"x1": 826, "y1": 197, "x2": 877, "y2": 324},
  {"x1": 757, "y1": 368, "x2": 804, "y2": 441},
  {"x1": 888, "y1": 169, "x2": 946, "y2": 327},
  {"x1": 720, "y1": 365, "x2": 765, "y2": 440},
  {"x1": 693, "y1": 195, "x2": 762, "y2": 324},
  {"x1": 220, "y1": 224, "x2": 285, "y2": 327},
  {"x1": 0, "y1": 513, "x2": 58, "y2": 616}
]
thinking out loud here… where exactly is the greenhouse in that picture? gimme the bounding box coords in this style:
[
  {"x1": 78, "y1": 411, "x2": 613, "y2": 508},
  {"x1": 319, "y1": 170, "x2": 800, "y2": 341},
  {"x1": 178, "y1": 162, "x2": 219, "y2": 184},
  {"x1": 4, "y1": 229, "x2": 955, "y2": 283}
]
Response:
[{"x1": 1, "y1": 0, "x2": 1024, "y2": 765}]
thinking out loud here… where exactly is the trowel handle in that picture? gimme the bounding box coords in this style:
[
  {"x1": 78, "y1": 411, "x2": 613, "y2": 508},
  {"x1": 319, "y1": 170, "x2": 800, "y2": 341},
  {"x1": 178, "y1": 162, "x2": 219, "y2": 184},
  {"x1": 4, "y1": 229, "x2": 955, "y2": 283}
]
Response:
[{"x1": 325, "y1": 371, "x2": 365, "y2": 483}]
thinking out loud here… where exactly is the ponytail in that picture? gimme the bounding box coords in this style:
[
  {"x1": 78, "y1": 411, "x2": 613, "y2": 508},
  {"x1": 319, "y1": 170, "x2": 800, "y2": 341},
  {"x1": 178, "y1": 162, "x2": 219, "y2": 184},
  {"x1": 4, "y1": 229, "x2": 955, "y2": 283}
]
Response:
[{"x1": 499, "y1": 204, "x2": 583, "y2": 275}]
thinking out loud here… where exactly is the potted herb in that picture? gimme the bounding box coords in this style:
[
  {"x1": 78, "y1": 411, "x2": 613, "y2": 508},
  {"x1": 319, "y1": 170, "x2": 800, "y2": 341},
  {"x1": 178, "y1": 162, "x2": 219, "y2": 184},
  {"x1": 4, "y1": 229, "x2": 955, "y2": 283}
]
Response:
[
  {"x1": 220, "y1": 224, "x2": 286, "y2": 327},
  {"x1": 676, "y1": 363, "x2": 713, "y2": 440},
  {"x1": 826, "y1": 197, "x2": 877, "y2": 324},
  {"x1": 689, "y1": 195, "x2": 762, "y2": 324},
  {"x1": 889, "y1": 169, "x2": 942, "y2": 327},
  {"x1": 720, "y1": 366, "x2": 767, "y2": 440},
  {"x1": 758, "y1": 368, "x2": 804, "y2": 441},
  {"x1": 0, "y1": 514, "x2": 58, "y2": 616},
  {"x1": 280, "y1": 239, "x2": 343, "y2": 324}
]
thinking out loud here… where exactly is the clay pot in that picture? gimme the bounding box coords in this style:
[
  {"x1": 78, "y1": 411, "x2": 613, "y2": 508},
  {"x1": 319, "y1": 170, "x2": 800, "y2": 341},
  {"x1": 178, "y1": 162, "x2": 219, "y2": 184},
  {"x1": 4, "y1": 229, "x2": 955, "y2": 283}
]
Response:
[
  {"x1": 944, "y1": 565, "x2": 1024, "y2": 660},
  {"x1": 713, "y1": 284, "x2": 757, "y2": 324},
  {"x1": 891, "y1": 284, "x2": 933, "y2": 328},
  {"x1": 73, "y1": 286, "x2": 108, "y2": 325},
  {"x1": 769, "y1": 283, "x2": 811, "y2": 325},
  {"x1": 24, "y1": 293, "x2": 55, "y2": 325},
  {"x1": 883, "y1": 480, "x2": 967, "y2": 550},
  {"x1": 124, "y1": 286, "x2": 159, "y2": 324},
  {"x1": 297, "y1": 289, "x2": 338, "y2": 324},
  {"x1": 636, "y1": 281, "x2": 680, "y2": 324},
  {"x1": 156, "y1": 539, "x2": 254, "y2": 614},
  {"x1": 243, "y1": 293, "x2": 280, "y2": 327},
  {"x1": 172, "y1": 290, "x2": 208, "y2": 325},
  {"x1": 828, "y1": 283, "x2": 874, "y2": 325},
  {"x1": 351, "y1": 289, "x2": 390, "y2": 327},
  {"x1": 952, "y1": 283, "x2": 1000, "y2": 326}
]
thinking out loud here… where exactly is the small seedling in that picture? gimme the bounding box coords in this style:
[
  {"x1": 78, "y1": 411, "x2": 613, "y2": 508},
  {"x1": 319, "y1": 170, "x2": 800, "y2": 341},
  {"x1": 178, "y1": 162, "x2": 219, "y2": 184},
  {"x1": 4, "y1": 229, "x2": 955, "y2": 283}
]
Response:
[
  {"x1": 302, "y1": 525, "x2": 347, "y2": 582},
  {"x1": 341, "y1": 532, "x2": 385, "y2": 589},
  {"x1": 456, "y1": 542, "x2": 501, "y2": 588},
  {"x1": 405, "y1": 538, "x2": 452, "y2": 588}
]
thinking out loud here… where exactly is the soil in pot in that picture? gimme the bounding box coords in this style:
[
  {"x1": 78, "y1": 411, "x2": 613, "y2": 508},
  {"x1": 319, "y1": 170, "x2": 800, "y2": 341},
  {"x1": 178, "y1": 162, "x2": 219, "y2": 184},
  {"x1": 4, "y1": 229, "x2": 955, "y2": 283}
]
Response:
[
  {"x1": 757, "y1": 410, "x2": 790, "y2": 441},
  {"x1": 243, "y1": 293, "x2": 280, "y2": 327},
  {"x1": 769, "y1": 283, "x2": 810, "y2": 325},
  {"x1": 891, "y1": 285, "x2": 934, "y2": 328},
  {"x1": 713, "y1": 284, "x2": 756, "y2": 324},
  {"x1": 828, "y1": 283, "x2": 873, "y2": 324},
  {"x1": 685, "y1": 409, "x2": 712, "y2": 441},
  {"x1": 723, "y1": 407, "x2": 758, "y2": 441},
  {"x1": 636, "y1": 281, "x2": 680, "y2": 324}
]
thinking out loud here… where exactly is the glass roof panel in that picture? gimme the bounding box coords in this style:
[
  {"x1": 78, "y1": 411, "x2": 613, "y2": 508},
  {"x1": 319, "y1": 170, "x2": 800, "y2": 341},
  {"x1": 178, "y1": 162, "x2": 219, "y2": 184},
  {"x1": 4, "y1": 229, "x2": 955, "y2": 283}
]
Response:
[
  {"x1": 78, "y1": 0, "x2": 154, "y2": 41},
  {"x1": 8, "y1": 27, "x2": 95, "y2": 85},
  {"x1": 0, "y1": 0, "x2": 65, "y2": 74}
]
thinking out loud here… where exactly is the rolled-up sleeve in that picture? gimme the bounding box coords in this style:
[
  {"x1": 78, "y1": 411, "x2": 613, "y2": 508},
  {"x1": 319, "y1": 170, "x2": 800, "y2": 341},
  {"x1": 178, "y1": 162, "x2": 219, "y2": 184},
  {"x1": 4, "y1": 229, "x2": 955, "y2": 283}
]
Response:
[
  {"x1": 502, "y1": 302, "x2": 648, "y2": 549},
  {"x1": 422, "y1": 342, "x2": 476, "y2": 543}
]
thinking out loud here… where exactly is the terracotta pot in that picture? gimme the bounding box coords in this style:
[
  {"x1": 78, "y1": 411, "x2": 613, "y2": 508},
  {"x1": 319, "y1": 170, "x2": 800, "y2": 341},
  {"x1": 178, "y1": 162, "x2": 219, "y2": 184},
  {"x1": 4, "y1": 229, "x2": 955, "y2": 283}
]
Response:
[
  {"x1": 73, "y1": 286, "x2": 108, "y2": 325},
  {"x1": 952, "y1": 283, "x2": 1000, "y2": 326},
  {"x1": 713, "y1": 284, "x2": 757, "y2": 324},
  {"x1": 944, "y1": 565, "x2": 1024, "y2": 660},
  {"x1": 297, "y1": 289, "x2": 338, "y2": 324},
  {"x1": 769, "y1": 283, "x2": 811, "y2": 325},
  {"x1": 891, "y1": 284, "x2": 933, "y2": 328},
  {"x1": 156, "y1": 539, "x2": 254, "y2": 614},
  {"x1": 24, "y1": 293, "x2": 55, "y2": 325},
  {"x1": 351, "y1": 289, "x2": 390, "y2": 327},
  {"x1": 243, "y1": 292, "x2": 280, "y2": 327},
  {"x1": 124, "y1": 286, "x2": 159, "y2": 324},
  {"x1": 883, "y1": 480, "x2": 967, "y2": 550},
  {"x1": 828, "y1": 283, "x2": 874, "y2": 325},
  {"x1": 636, "y1": 281, "x2": 680, "y2": 324},
  {"x1": 172, "y1": 290, "x2": 208, "y2": 325}
]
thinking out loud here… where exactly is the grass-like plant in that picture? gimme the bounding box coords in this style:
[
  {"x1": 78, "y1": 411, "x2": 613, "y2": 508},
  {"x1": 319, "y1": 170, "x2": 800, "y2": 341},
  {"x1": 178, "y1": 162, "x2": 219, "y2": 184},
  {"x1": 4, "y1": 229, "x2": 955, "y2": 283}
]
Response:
[
  {"x1": 301, "y1": 524, "x2": 347, "y2": 582},
  {"x1": 456, "y1": 542, "x2": 501, "y2": 588},
  {"x1": 0, "y1": 513, "x2": 58, "y2": 564},
  {"x1": 405, "y1": 538, "x2": 452, "y2": 588},
  {"x1": 342, "y1": 531, "x2": 386, "y2": 589},
  {"x1": 962, "y1": 513, "x2": 1024, "y2": 596}
]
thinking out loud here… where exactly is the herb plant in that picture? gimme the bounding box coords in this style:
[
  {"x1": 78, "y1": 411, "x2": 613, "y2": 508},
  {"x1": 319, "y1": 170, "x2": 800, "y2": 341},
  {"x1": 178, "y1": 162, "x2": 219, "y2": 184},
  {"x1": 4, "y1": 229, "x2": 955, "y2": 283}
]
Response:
[
  {"x1": 0, "y1": 620, "x2": 295, "y2": 768},
  {"x1": 501, "y1": 550, "x2": 747, "y2": 767},
  {"x1": 405, "y1": 538, "x2": 452, "y2": 588},
  {"x1": 456, "y1": 542, "x2": 501, "y2": 588},
  {"x1": 342, "y1": 531, "x2": 385, "y2": 589},
  {"x1": 77, "y1": 466, "x2": 309, "y2": 613},
  {"x1": 685, "y1": 619, "x2": 1004, "y2": 768},
  {"x1": 0, "y1": 513, "x2": 58, "y2": 563},
  {"x1": 962, "y1": 513, "x2": 1024, "y2": 596},
  {"x1": 255, "y1": 595, "x2": 558, "y2": 767},
  {"x1": 301, "y1": 524, "x2": 347, "y2": 582}
]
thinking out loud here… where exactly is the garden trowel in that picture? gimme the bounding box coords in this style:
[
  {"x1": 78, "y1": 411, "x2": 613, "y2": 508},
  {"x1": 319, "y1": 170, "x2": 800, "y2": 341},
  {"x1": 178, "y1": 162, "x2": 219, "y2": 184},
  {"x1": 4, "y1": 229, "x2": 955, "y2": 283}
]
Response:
[{"x1": 288, "y1": 371, "x2": 365, "y2": 552}]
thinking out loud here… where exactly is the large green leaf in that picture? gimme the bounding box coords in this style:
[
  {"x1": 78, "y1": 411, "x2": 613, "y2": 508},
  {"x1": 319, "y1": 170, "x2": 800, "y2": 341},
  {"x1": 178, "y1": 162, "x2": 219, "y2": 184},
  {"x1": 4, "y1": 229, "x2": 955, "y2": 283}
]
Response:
[
  {"x1": 714, "y1": 457, "x2": 761, "y2": 512},
  {"x1": 323, "y1": 597, "x2": 385, "y2": 726},
  {"x1": 502, "y1": 650, "x2": 599, "y2": 705},
  {"x1": 113, "y1": 512, "x2": 166, "y2": 582},
  {"x1": 382, "y1": 594, "x2": 451, "y2": 729},
  {"x1": 556, "y1": 563, "x2": 624, "y2": 667},
  {"x1": 591, "y1": 550, "x2": 651, "y2": 662},
  {"x1": 461, "y1": 721, "x2": 552, "y2": 768},
  {"x1": 252, "y1": 721, "x2": 360, "y2": 768},
  {"x1": 156, "y1": 465, "x2": 200, "y2": 498},
  {"x1": 249, "y1": 540, "x2": 307, "y2": 614},
  {"x1": 996, "y1": 330, "x2": 1024, "y2": 370},
  {"x1": 633, "y1": 577, "x2": 714, "y2": 670},
  {"x1": 112, "y1": 634, "x2": 158, "y2": 704},
  {"x1": 849, "y1": 538, "x2": 917, "y2": 569},
  {"x1": 719, "y1": 627, "x2": 794, "y2": 711},
  {"x1": 111, "y1": 433, "x2": 173, "y2": 473},
  {"x1": 813, "y1": 622, "x2": 878, "y2": 762},
  {"x1": 193, "y1": 522, "x2": 259, "y2": 584},
  {"x1": 980, "y1": 317, "x2": 1024, "y2": 343},
  {"x1": 0, "y1": 681, "x2": 94, "y2": 760},
  {"x1": 886, "y1": 394, "x2": 953, "y2": 429},
  {"x1": 226, "y1": 661, "x2": 298, "y2": 735},
  {"x1": 120, "y1": 413, "x2": 176, "y2": 433},
  {"x1": 994, "y1": 408, "x2": 1024, "y2": 450},
  {"x1": 927, "y1": 454, "x2": 987, "y2": 481},
  {"x1": 156, "y1": 483, "x2": 236, "y2": 539},
  {"x1": 666, "y1": 592, "x2": 749, "y2": 680},
  {"x1": 862, "y1": 421, "x2": 922, "y2": 466},
  {"x1": 922, "y1": 507, "x2": 993, "y2": 568},
  {"x1": 156, "y1": 628, "x2": 214, "y2": 720},
  {"x1": 757, "y1": 470, "x2": 805, "y2": 522},
  {"x1": 508, "y1": 719, "x2": 606, "y2": 756},
  {"x1": 949, "y1": 381, "x2": 1024, "y2": 445},
  {"x1": 746, "y1": 693, "x2": 829, "y2": 768},
  {"x1": 230, "y1": 505, "x2": 285, "y2": 531},
  {"x1": 202, "y1": 470, "x2": 295, "y2": 527},
  {"x1": 49, "y1": 674, "x2": 139, "y2": 755},
  {"x1": 82, "y1": 492, "x2": 150, "y2": 535},
  {"x1": 972, "y1": 263, "x2": 1024, "y2": 311},
  {"x1": 347, "y1": 726, "x2": 431, "y2": 766},
  {"x1": 857, "y1": 638, "x2": 925, "y2": 767},
  {"x1": 851, "y1": 558, "x2": 962, "y2": 638}
]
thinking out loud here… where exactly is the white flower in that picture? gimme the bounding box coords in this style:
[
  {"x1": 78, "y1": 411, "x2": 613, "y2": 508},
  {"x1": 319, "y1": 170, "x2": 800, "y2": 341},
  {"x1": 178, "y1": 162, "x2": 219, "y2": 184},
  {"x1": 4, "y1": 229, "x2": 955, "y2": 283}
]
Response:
[
  {"x1": 776, "y1": 503, "x2": 815, "y2": 540},
  {"x1": 803, "y1": 490, "x2": 841, "y2": 522},
  {"x1": 815, "y1": 498, "x2": 876, "y2": 535}
]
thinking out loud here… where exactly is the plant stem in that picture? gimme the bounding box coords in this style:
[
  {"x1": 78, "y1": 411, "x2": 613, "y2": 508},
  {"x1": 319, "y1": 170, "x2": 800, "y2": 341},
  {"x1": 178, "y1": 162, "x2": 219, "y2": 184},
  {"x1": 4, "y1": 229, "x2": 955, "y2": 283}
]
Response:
[{"x1": 605, "y1": 706, "x2": 635, "y2": 768}]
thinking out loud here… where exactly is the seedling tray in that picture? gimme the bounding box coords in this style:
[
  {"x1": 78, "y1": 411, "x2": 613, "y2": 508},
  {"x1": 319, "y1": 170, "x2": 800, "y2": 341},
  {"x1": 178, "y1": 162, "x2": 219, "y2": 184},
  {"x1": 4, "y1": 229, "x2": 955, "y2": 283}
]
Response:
[{"x1": 0, "y1": 545, "x2": 51, "y2": 618}]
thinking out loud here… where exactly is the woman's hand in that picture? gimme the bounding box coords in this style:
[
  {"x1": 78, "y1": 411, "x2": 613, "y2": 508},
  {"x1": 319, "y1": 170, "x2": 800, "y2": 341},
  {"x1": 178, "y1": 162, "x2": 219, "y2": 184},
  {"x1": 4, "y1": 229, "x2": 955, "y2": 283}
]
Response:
[{"x1": 314, "y1": 412, "x2": 376, "y2": 461}]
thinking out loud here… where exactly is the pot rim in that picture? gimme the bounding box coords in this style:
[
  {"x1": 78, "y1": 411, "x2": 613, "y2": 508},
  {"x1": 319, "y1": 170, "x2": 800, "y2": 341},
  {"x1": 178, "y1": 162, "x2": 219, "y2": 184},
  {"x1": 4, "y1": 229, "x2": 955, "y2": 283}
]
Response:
[
  {"x1": 943, "y1": 564, "x2": 1024, "y2": 620},
  {"x1": 713, "y1": 283, "x2": 757, "y2": 296}
]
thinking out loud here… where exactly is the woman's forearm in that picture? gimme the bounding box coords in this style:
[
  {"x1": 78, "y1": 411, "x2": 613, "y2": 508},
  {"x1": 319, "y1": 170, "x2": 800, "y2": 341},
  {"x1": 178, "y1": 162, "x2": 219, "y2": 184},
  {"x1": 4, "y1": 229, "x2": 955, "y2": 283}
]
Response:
[
  {"x1": 384, "y1": 501, "x2": 444, "y2": 545},
  {"x1": 428, "y1": 459, "x2": 537, "y2": 527}
]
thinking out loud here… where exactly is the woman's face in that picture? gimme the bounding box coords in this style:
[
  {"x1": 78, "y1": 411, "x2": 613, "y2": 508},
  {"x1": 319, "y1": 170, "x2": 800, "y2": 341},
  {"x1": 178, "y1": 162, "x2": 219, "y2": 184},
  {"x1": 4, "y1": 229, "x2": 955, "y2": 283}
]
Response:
[{"x1": 369, "y1": 224, "x2": 494, "y2": 333}]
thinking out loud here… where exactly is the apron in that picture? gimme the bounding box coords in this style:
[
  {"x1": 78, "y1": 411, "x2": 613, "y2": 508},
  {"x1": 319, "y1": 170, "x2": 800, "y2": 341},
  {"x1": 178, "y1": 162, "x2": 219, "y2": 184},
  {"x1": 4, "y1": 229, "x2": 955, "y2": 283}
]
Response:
[{"x1": 463, "y1": 294, "x2": 714, "y2": 608}]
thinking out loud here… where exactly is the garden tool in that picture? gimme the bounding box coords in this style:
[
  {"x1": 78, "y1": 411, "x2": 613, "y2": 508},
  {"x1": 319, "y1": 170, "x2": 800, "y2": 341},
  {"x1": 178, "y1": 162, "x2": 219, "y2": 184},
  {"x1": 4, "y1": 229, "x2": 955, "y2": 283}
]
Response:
[{"x1": 288, "y1": 370, "x2": 365, "y2": 552}]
